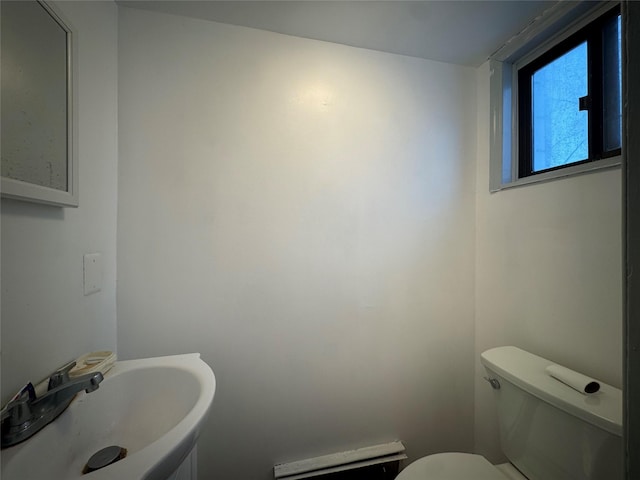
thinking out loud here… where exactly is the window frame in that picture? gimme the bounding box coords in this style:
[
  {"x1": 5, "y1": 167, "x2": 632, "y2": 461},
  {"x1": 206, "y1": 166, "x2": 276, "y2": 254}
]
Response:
[{"x1": 489, "y1": 1, "x2": 621, "y2": 192}]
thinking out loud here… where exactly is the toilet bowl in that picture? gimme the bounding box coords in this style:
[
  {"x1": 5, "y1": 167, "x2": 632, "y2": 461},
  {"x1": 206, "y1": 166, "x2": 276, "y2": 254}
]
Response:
[
  {"x1": 395, "y1": 452, "x2": 525, "y2": 480},
  {"x1": 395, "y1": 347, "x2": 622, "y2": 480}
]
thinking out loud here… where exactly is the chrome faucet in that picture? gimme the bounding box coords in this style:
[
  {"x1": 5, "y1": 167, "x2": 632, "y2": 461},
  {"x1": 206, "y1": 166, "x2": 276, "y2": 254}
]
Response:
[{"x1": 1, "y1": 360, "x2": 104, "y2": 448}]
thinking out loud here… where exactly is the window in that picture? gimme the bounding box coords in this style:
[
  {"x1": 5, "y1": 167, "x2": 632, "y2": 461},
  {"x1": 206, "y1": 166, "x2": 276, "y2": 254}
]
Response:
[{"x1": 489, "y1": 3, "x2": 622, "y2": 190}]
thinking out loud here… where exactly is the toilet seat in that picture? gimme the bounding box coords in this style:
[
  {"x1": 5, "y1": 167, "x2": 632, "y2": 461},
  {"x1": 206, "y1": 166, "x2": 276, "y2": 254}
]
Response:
[{"x1": 395, "y1": 453, "x2": 519, "y2": 480}]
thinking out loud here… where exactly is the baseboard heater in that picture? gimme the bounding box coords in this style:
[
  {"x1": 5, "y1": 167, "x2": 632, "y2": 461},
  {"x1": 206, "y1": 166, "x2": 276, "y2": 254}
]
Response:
[{"x1": 274, "y1": 441, "x2": 407, "y2": 480}]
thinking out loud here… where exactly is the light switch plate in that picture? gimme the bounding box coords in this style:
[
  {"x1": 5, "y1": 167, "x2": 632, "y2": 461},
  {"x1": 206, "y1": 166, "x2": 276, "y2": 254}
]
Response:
[{"x1": 83, "y1": 253, "x2": 102, "y2": 296}]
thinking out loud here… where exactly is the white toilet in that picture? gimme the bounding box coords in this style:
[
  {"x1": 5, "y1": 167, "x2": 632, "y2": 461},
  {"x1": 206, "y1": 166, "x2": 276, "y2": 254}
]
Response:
[{"x1": 396, "y1": 346, "x2": 622, "y2": 480}]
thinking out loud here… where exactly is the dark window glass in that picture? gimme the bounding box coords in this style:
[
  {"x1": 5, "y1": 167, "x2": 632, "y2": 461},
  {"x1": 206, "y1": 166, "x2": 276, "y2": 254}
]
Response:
[{"x1": 602, "y1": 14, "x2": 622, "y2": 152}]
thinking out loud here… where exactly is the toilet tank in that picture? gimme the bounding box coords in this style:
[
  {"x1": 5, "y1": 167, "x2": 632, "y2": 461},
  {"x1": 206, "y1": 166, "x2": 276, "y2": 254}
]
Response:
[{"x1": 481, "y1": 347, "x2": 622, "y2": 480}]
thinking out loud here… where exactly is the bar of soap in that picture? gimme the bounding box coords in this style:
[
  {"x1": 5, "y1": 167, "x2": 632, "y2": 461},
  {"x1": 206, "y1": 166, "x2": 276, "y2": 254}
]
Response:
[{"x1": 70, "y1": 351, "x2": 117, "y2": 377}]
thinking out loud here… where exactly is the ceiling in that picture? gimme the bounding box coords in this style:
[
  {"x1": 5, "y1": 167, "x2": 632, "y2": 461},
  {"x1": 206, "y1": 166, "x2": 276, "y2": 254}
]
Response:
[{"x1": 117, "y1": 0, "x2": 559, "y2": 67}]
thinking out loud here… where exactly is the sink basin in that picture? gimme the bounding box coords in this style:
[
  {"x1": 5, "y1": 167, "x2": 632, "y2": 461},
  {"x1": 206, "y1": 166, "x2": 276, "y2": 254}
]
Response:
[{"x1": 1, "y1": 353, "x2": 215, "y2": 480}]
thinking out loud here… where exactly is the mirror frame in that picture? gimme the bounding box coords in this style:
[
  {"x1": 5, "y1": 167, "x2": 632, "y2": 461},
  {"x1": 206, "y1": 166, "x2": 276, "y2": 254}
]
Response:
[{"x1": 1, "y1": 0, "x2": 78, "y2": 207}]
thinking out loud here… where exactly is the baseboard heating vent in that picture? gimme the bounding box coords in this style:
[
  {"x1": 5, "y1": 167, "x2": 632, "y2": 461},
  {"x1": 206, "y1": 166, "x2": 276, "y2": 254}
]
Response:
[{"x1": 274, "y1": 441, "x2": 406, "y2": 480}]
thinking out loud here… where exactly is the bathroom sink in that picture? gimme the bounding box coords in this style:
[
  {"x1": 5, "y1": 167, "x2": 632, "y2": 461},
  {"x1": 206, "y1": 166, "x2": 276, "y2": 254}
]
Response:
[{"x1": 1, "y1": 353, "x2": 215, "y2": 480}]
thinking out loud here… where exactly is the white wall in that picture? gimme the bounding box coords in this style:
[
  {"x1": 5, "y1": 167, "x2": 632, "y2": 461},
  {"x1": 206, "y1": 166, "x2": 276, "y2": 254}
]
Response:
[
  {"x1": 117, "y1": 7, "x2": 477, "y2": 479},
  {"x1": 473, "y1": 62, "x2": 623, "y2": 462},
  {"x1": 0, "y1": 3, "x2": 623, "y2": 476},
  {"x1": 1, "y1": 1, "x2": 118, "y2": 404}
]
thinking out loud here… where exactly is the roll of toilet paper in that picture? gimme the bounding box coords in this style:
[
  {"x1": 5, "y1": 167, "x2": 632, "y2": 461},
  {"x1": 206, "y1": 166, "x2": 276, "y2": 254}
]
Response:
[{"x1": 545, "y1": 364, "x2": 600, "y2": 394}]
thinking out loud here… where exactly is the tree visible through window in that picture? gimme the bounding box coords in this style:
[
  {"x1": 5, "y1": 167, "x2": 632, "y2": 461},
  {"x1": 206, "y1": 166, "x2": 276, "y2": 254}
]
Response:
[{"x1": 532, "y1": 42, "x2": 588, "y2": 171}]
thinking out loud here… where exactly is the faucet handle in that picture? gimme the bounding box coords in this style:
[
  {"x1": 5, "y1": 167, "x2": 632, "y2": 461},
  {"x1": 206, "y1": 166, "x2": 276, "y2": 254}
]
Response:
[{"x1": 48, "y1": 360, "x2": 77, "y2": 390}]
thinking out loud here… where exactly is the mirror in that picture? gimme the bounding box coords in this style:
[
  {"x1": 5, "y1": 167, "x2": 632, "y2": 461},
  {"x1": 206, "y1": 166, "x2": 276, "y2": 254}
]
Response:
[{"x1": 1, "y1": 0, "x2": 77, "y2": 207}]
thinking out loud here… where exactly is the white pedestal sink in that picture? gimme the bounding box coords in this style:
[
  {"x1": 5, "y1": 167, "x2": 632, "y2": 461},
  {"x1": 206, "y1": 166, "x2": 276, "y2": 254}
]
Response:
[{"x1": 1, "y1": 353, "x2": 216, "y2": 480}]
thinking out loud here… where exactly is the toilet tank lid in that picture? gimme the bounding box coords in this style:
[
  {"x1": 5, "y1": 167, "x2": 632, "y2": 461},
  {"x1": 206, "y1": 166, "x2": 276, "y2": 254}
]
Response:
[{"x1": 481, "y1": 346, "x2": 622, "y2": 437}]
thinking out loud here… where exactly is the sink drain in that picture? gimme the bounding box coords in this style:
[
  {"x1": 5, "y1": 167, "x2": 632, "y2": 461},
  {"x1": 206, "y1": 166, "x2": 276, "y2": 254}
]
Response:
[{"x1": 82, "y1": 445, "x2": 127, "y2": 474}]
